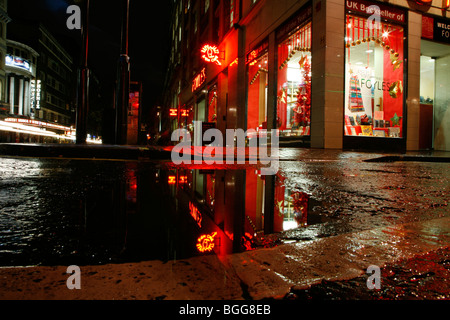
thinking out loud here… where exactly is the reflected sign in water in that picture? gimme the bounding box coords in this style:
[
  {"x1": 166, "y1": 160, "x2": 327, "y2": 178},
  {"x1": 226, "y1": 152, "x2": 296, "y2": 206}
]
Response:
[{"x1": 0, "y1": 159, "x2": 313, "y2": 267}]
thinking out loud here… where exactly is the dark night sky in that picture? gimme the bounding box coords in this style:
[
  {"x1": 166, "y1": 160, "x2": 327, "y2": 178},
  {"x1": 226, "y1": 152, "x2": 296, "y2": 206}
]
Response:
[{"x1": 7, "y1": 0, "x2": 172, "y2": 117}]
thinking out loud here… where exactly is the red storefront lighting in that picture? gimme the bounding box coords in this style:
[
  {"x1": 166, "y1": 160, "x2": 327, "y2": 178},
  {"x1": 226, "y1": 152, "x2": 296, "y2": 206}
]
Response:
[
  {"x1": 201, "y1": 44, "x2": 221, "y2": 66},
  {"x1": 196, "y1": 232, "x2": 217, "y2": 253},
  {"x1": 192, "y1": 68, "x2": 206, "y2": 92}
]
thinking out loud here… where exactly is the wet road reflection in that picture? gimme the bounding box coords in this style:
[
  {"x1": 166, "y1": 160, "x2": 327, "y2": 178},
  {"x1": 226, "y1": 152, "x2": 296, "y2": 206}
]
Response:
[
  {"x1": 0, "y1": 157, "x2": 448, "y2": 267},
  {"x1": 0, "y1": 158, "x2": 321, "y2": 267}
]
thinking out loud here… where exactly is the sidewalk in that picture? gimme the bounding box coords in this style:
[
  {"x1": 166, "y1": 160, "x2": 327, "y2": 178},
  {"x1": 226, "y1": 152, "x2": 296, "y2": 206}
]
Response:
[
  {"x1": 0, "y1": 217, "x2": 448, "y2": 300},
  {"x1": 1, "y1": 143, "x2": 448, "y2": 163},
  {"x1": 0, "y1": 143, "x2": 171, "y2": 160}
]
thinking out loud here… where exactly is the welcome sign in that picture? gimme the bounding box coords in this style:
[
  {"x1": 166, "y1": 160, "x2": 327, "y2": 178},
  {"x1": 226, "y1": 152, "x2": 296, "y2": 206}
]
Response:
[{"x1": 422, "y1": 15, "x2": 450, "y2": 44}]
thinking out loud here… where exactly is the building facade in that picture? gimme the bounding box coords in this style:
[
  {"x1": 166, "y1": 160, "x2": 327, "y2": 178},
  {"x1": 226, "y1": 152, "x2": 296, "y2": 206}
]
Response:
[
  {"x1": 0, "y1": 20, "x2": 76, "y2": 143},
  {"x1": 163, "y1": 0, "x2": 450, "y2": 152},
  {"x1": 0, "y1": 0, "x2": 10, "y2": 110},
  {"x1": 5, "y1": 40, "x2": 38, "y2": 117}
]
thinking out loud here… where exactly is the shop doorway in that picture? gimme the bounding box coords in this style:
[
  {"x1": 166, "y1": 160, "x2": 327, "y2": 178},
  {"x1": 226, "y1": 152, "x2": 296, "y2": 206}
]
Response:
[
  {"x1": 420, "y1": 39, "x2": 450, "y2": 151},
  {"x1": 194, "y1": 98, "x2": 206, "y2": 146}
]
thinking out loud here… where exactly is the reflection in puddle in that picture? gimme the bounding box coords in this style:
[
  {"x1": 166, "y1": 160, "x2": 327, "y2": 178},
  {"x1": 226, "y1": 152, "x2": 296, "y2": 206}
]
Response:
[{"x1": 0, "y1": 159, "x2": 316, "y2": 267}]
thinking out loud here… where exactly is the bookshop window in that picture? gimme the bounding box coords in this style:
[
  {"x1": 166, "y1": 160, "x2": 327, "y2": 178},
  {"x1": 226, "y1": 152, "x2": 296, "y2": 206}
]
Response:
[
  {"x1": 207, "y1": 85, "x2": 218, "y2": 123},
  {"x1": 247, "y1": 52, "x2": 268, "y2": 132},
  {"x1": 277, "y1": 22, "x2": 312, "y2": 137},
  {"x1": 345, "y1": 15, "x2": 404, "y2": 138}
]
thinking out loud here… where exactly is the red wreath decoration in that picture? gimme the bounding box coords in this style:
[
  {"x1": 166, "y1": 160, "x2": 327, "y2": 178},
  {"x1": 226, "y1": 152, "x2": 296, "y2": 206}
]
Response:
[{"x1": 293, "y1": 57, "x2": 311, "y2": 126}]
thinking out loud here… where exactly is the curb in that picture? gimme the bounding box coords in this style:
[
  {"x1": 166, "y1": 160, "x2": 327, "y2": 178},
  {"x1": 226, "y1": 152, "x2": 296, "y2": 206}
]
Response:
[{"x1": 0, "y1": 143, "x2": 172, "y2": 161}]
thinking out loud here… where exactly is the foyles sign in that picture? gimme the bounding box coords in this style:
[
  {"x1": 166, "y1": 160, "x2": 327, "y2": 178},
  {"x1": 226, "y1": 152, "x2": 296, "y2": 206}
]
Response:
[{"x1": 422, "y1": 15, "x2": 450, "y2": 44}]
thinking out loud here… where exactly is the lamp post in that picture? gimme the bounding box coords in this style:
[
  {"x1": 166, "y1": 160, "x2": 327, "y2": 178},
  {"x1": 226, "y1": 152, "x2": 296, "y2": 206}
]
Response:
[
  {"x1": 114, "y1": 0, "x2": 131, "y2": 145},
  {"x1": 76, "y1": 0, "x2": 90, "y2": 144}
]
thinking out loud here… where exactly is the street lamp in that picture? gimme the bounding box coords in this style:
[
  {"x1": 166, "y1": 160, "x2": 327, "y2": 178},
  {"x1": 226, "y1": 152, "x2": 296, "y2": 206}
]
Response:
[
  {"x1": 114, "y1": 0, "x2": 131, "y2": 145},
  {"x1": 75, "y1": 0, "x2": 90, "y2": 145}
]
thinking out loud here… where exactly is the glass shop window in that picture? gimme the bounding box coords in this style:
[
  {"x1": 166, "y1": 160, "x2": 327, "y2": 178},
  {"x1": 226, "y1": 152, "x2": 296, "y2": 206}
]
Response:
[
  {"x1": 207, "y1": 85, "x2": 218, "y2": 123},
  {"x1": 247, "y1": 52, "x2": 268, "y2": 134},
  {"x1": 277, "y1": 22, "x2": 312, "y2": 137},
  {"x1": 344, "y1": 15, "x2": 404, "y2": 138}
]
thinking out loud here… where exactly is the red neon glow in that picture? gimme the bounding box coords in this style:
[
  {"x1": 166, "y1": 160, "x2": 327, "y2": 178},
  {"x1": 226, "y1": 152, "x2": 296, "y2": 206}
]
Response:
[
  {"x1": 179, "y1": 176, "x2": 188, "y2": 184},
  {"x1": 192, "y1": 68, "x2": 206, "y2": 92},
  {"x1": 169, "y1": 109, "x2": 178, "y2": 116},
  {"x1": 181, "y1": 109, "x2": 188, "y2": 117},
  {"x1": 249, "y1": 50, "x2": 257, "y2": 60},
  {"x1": 196, "y1": 232, "x2": 217, "y2": 253},
  {"x1": 189, "y1": 202, "x2": 202, "y2": 228},
  {"x1": 230, "y1": 58, "x2": 238, "y2": 66},
  {"x1": 168, "y1": 176, "x2": 176, "y2": 184},
  {"x1": 201, "y1": 44, "x2": 221, "y2": 66}
]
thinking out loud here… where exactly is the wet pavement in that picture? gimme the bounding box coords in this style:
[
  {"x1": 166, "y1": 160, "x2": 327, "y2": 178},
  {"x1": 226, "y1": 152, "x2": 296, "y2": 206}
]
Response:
[
  {"x1": 289, "y1": 246, "x2": 450, "y2": 300},
  {"x1": 0, "y1": 147, "x2": 449, "y2": 301}
]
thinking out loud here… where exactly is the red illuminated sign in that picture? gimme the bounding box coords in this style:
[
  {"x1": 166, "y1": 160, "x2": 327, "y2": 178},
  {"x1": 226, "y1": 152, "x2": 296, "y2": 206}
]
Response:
[
  {"x1": 170, "y1": 109, "x2": 178, "y2": 117},
  {"x1": 189, "y1": 202, "x2": 202, "y2": 228},
  {"x1": 201, "y1": 44, "x2": 221, "y2": 66},
  {"x1": 196, "y1": 232, "x2": 217, "y2": 253},
  {"x1": 168, "y1": 176, "x2": 176, "y2": 184},
  {"x1": 168, "y1": 175, "x2": 188, "y2": 185},
  {"x1": 181, "y1": 109, "x2": 189, "y2": 117},
  {"x1": 245, "y1": 40, "x2": 268, "y2": 65},
  {"x1": 192, "y1": 68, "x2": 206, "y2": 92},
  {"x1": 179, "y1": 176, "x2": 187, "y2": 184}
]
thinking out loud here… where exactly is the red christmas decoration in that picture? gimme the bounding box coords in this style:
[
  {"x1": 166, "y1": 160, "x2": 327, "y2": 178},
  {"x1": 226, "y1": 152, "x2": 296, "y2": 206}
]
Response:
[
  {"x1": 293, "y1": 57, "x2": 311, "y2": 126},
  {"x1": 291, "y1": 191, "x2": 309, "y2": 226}
]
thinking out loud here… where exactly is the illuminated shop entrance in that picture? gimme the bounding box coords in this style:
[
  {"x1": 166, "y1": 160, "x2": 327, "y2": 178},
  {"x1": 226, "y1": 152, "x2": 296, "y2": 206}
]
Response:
[
  {"x1": 420, "y1": 40, "x2": 450, "y2": 151},
  {"x1": 344, "y1": 13, "x2": 405, "y2": 150},
  {"x1": 246, "y1": 41, "x2": 269, "y2": 143},
  {"x1": 277, "y1": 21, "x2": 312, "y2": 139}
]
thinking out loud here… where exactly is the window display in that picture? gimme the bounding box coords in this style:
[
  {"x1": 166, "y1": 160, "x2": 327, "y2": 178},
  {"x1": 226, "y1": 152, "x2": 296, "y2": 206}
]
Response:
[
  {"x1": 247, "y1": 51, "x2": 268, "y2": 135},
  {"x1": 207, "y1": 86, "x2": 218, "y2": 123},
  {"x1": 277, "y1": 22, "x2": 312, "y2": 137},
  {"x1": 344, "y1": 14, "x2": 404, "y2": 138}
]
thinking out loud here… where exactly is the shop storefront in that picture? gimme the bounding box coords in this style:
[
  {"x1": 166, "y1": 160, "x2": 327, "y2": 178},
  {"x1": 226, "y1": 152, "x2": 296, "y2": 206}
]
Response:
[
  {"x1": 246, "y1": 39, "x2": 269, "y2": 140},
  {"x1": 420, "y1": 14, "x2": 450, "y2": 151},
  {"x1": 343, "y1": 0, "x2": 407, "y2": 150},
  {"x1": 245, "y1": 4, "x2": 313, "y2": 145},
  {"x1": 276, "y1": 5, "x2": 312, "y2": 138},
  {"x1": 166, "y1": 0, "x2": 450, "y2": 152}
]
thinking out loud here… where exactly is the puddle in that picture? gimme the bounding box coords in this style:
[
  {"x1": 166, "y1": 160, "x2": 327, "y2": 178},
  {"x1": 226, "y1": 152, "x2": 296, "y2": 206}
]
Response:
[
  {"x1": 1, "y1": 156, "x2": 448, "y2": 267},
  {"x1": 0, "y1": 158, "x2": 328, "y2": 267}
]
